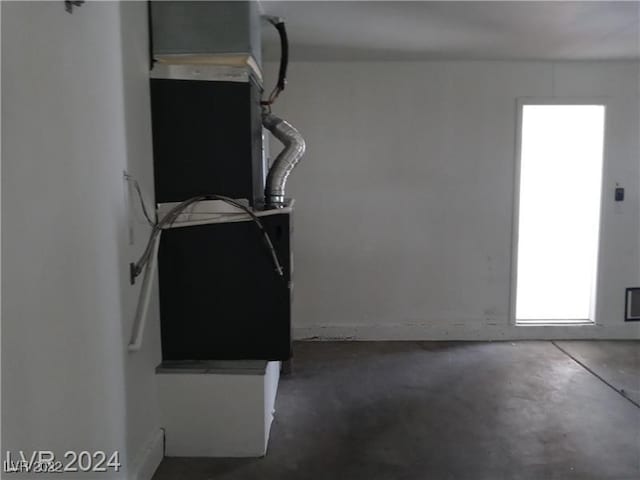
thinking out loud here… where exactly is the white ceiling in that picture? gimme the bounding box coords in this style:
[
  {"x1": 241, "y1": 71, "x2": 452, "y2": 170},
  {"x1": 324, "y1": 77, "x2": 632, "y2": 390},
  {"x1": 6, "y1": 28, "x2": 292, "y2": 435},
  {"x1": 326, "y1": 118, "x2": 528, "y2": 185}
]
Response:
[{"x1": 261, "y1": 1, "x2": 640, "y2": 61}]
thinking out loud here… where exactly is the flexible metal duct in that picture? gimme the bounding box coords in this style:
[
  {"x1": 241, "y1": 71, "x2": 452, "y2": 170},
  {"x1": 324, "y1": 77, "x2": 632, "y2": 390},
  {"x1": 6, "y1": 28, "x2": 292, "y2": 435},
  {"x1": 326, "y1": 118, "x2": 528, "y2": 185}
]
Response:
[{"x1": 263, "y1": 112, "x2": 306, "y2": 208}]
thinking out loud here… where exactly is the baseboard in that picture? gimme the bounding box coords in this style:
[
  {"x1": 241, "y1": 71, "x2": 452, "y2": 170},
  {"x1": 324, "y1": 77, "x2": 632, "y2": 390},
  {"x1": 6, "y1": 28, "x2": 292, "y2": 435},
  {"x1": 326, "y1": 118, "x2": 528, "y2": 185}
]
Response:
[
  {"x1": 293, "y1": 322, "x2": 640, "y2": 341},
  {"x1": 129, "y1": 428, "x2": 164, "y2": 480}
]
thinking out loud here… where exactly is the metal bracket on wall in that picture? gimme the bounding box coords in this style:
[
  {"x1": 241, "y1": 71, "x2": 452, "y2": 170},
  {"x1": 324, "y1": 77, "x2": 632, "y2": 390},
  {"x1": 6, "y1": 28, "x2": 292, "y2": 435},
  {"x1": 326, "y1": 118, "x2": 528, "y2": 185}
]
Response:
[{"x1": 65, "y1": 0, "x2": 85, "y2": 14}]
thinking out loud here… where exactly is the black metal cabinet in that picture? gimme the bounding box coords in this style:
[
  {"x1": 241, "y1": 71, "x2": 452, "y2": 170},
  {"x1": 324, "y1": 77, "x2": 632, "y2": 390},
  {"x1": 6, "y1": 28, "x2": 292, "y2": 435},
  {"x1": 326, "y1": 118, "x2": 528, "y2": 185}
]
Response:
[
  {"x1": 150, "y1": 78, "x2": 265, "y2": 206},
  {"x1": 158, "y1": 212, "x2": 292, "y2": 361}
]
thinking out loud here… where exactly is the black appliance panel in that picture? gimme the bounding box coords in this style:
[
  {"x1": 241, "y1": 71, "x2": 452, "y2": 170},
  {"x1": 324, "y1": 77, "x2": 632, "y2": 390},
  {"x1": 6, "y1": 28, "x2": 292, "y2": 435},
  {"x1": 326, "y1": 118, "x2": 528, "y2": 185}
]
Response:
[
  {"x1": 158, "y1": 212, "x2": 292, "y2": 361},
  {"x1": 151, "y1": 78, "x2": 265, "y2": 206}
]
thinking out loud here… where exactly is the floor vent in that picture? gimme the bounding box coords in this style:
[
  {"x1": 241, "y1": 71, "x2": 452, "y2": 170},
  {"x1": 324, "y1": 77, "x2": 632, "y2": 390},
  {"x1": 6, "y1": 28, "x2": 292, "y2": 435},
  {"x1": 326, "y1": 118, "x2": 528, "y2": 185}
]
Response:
[{"x1": 625, "y1": 288, "x2": 640, "y2": 321}]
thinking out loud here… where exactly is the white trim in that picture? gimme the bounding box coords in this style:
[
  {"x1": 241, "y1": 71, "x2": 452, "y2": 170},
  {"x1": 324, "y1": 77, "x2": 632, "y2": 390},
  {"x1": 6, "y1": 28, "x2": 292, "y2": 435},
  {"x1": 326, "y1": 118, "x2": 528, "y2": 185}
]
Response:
[
  {"x1": 594, "y1": 103, "x2": 610, "y2": 324},
  {"x1": 293, "y1": 323, "x2": 640, "y2": 341},
  {"x1": 510, "y1": 97, "x2": 609, "y2": 327},
  {"x1": 151, "y1": 55, "x2": 263, "y2": 84},
  {"x1": 129, "y1": 429, "x2": 164, "y2": 480},
  {"x1": 508, "y1": 98, "x2": 524, "y2": 327},
  {"x1": 128, "y1": 233, "x2": 161, "y2": 352},
  {"x1": 516, "y1": 320, "x2": 594, "y2": 326}
]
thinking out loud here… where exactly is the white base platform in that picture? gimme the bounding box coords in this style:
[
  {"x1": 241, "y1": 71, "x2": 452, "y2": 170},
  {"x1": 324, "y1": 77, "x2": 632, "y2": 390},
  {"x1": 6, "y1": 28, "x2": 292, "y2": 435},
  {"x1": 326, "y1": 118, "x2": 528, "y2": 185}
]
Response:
[{"x1": 156, "y1": 361, "x2": 280, "y2": 457}]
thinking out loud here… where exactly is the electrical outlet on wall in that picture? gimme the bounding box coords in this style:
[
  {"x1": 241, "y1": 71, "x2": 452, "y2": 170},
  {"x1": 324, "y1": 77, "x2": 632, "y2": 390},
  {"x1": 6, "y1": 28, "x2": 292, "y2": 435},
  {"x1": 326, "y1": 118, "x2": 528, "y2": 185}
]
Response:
[
  {"x1": 625, "y1": 288, "x2": 640, "y2": 321},
  {"x1": 614, "y1": 182, "x2": 624, "y2": 214}
]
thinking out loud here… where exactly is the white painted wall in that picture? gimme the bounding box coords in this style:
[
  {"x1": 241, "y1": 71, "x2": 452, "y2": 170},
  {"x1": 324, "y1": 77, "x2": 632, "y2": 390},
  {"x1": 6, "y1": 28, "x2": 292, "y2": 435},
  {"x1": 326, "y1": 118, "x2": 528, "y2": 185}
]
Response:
[
  {"x1": 264, "y1": 60, "x2": 640, "y2": 340},
  {"x1": 2, "y1": 2, "x2": 161, "y2": 478},
  {"x1": 118, "y1": 3, "x2": 164, "y2": 478}
]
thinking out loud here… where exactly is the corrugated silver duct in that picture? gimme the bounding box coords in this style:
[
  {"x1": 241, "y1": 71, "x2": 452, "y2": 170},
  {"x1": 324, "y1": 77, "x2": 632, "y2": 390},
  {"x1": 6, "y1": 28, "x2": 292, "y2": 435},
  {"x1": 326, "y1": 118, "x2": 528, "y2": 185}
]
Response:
[{"x1": 263, "y1": 112, "x2": 306, "y2": 208}]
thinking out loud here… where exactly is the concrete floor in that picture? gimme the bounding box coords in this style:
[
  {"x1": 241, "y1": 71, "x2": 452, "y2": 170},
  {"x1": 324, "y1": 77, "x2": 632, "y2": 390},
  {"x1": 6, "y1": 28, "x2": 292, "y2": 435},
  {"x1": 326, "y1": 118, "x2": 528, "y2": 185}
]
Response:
[{"x1": 153, "y1": 341, "x2": 640, "y2": 480}]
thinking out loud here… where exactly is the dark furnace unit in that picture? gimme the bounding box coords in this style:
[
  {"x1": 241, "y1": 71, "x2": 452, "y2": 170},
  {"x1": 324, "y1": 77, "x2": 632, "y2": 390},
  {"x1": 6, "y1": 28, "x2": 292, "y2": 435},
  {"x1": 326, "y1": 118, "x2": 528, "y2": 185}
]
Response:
[{"x1": 143, "y1": 1, "x2": 304, "y2": 361}]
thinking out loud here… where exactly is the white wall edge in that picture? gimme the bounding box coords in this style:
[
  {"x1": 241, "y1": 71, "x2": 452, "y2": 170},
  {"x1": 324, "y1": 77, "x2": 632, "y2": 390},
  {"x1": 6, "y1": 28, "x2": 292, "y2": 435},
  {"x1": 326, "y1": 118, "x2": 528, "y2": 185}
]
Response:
[
  {"x1": 263, "y1": 361, "x2": 281, "y2": 453},
  {"x1": 293, "y1": 323, "x2": 640, "y2": 341},
  {"x1": 129, "y1": 428, "x2": 164, "y2": 480}
]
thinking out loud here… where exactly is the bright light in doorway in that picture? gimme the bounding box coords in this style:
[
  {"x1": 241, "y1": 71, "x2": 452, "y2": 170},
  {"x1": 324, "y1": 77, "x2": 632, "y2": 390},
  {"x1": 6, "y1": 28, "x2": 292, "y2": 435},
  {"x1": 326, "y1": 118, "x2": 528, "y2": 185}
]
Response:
[{"x1": 515, "y1": 104, "x2": 605, "y2": 323}]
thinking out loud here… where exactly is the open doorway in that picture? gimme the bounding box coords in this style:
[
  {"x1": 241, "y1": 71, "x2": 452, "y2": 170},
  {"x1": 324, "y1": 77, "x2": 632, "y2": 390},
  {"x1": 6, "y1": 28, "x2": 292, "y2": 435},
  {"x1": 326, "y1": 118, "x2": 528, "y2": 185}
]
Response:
[{"x1": 514, "y1": 102, "x2": 606, "y2": 325}]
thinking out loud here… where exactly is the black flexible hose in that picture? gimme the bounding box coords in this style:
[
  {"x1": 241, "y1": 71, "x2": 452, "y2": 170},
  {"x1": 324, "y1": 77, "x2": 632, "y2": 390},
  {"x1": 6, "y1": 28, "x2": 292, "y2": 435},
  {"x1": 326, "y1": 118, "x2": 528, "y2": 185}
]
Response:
[
  {"x1": 130, "y1": 195, "x2": 285, "y2": 284},
  {"x1": 274, "y1": 20, "x2": 288, "y2": 92},
  {"x1": 262, "y1": 17, "x2": 289, "y2": 106}
]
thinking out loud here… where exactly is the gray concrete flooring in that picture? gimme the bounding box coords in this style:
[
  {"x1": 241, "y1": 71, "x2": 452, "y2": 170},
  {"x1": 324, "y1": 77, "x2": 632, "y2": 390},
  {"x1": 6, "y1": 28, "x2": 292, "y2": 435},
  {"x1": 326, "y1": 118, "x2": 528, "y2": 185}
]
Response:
[
  {"x1": 554, "y1": 341, "x2": 640, "y2": 406},
  {"x1": 153, "y1": 341, "x2": 640, "y2": 480}
]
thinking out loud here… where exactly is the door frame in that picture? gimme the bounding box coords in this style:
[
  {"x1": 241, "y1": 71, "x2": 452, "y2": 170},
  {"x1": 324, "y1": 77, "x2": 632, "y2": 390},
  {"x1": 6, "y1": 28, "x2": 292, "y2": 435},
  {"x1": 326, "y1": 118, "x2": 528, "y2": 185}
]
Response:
[{"x1": 509, "y1": 97, "x2": 609, "y2": 326}]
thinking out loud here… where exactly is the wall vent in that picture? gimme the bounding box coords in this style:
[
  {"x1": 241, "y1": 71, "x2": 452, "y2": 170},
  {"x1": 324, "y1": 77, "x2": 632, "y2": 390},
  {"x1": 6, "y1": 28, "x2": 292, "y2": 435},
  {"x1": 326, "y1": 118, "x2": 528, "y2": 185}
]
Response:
[{"x1": 625, "y1": 288, "x2": 640, "y2": 321}]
